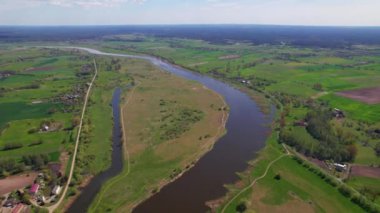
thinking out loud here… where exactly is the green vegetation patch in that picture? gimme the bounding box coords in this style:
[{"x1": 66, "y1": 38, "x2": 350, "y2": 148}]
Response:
[
  {"x1": 0, "y1": 102, "x2": 55, "y2": 128},
  {"x1": 323, "y1": 94, "x2": 380, "y2": 123}
]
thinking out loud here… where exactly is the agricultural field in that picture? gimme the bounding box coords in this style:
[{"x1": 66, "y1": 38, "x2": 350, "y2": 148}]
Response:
[
  {"x1": 0, "y1": 47, "x2": 137, "y2": 212},
  {"x1": 0, "y1": 48, "x2": 95, "y2": 176},
  {"x1": 88, "y1": 57, "x2": 227, "y2": 212}
]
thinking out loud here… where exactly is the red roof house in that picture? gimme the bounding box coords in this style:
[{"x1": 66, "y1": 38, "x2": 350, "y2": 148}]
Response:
[{"x1": 29, "y1": 183, "x2": 39, "y2": 195}]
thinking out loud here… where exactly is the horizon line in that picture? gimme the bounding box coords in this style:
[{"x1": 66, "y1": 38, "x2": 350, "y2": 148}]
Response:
[{"x1": 0, "y1": 23, "x2": 380, "y2": 28}]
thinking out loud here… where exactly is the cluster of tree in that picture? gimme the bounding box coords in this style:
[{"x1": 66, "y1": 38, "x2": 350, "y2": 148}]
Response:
[
  {"x1": 0, "y1": 159, "x2": 25, "y2": 176},
  {"x1": 312, "y1": 83, "x2": 323, "y2": 91},
  {"x1": 305, "y1": 107, "x2": 357, "y2": 162},
  {"x1": 375, "y1": 142, "x2": 380, "y2": 157},
  {"x1": 159, "y1": 104, "x2": 204, "y2": 141},
  {"x1": 367, "y1": 128, "x2": 380, "y2": 139},
  {"x1": 22, "y1": 154, "x2": 49, "y2": 170},
  {"x1": 76, "y1": 64, "x2": 94, "y2": 77},
  {"x1": 105, "y1": 58, "x2": 122, "y2": 71},
  {"x1": 270, "y1": 91, "x2": 309, "y2": 108},
  {"x1": 280, "y1": 107, "x2": 357, "y2": 162},
  {"x1": 0, "y1": 153, "x2": 52, "y2": 177}
]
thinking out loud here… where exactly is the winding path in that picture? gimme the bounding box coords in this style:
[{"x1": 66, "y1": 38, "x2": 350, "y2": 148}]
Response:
[
  {"x1": 221, "y1": 144, "x2": 290, "y2": 213},
  {"x1": 47, "y1": 59, "x2": 98, "y2": 213}
]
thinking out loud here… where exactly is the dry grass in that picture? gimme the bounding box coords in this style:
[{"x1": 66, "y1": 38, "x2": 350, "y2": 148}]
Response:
[
  {"x1": 122, "y1": 60, "x2": 226, "y2": 162},
  {"x1": 249, "y1": 185, "x2": 315, "y2": 213}
]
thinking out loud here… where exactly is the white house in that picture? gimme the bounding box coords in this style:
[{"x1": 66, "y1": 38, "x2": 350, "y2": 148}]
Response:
[{"x1": 52, "y1": 185, "x2": 62, "y2": 195}]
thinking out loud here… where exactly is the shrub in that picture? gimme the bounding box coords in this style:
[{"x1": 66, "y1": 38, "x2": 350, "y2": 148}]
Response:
[
  {"x1": 27, "y1": 128, "x2": 38, "y2": 134},
  {"x1": 29, "y1": 140, "x2": 43, "y2": 147},
  {"x1": 324, "y1": 176, "x2": 338, "y2": 187},
  {"x1": 375, "y1": 142, "x2": 380, "y2": 157},
  {"x1": 338, "y1": 185, "x2": 353, "y2": 198},
  {"x1": 274, "y1": 174, "x2": 281, "y2": 180},
  {"x1": 2, "y1": 142, "x2": 23, "y2": 151},
  {"x1": 236, "y1": 202, "x2": 247, "y2": 213}
]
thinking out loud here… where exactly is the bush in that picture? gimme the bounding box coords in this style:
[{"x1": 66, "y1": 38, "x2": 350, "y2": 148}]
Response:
[
  {"x1": 375, "y1": 142, "x2": 380, "y2": 157},
  {"x1": 236, "y1": 202, "x2": 247, "y2": 213},
  {"x1": 324, "y1": 176, "x2": 338, "y2": 187},
  {"x1": 274, "y1": 174, "x2": 281, "y2": 180},
  {"x1": 351, "y1": 195, "x2": 380, "y2": 213},
  {"x1": 28, "y1": 140, "x2": 43, "y2": 147},
  {"x1": 338, "y1": 185, "x2": 353, "y2": 198},
  {"x1": 27, "y1": 128, "x2": 38, "y2": 134},
  {"x1": 2, "y1": 142, "x2": 23, "y2": 151}
]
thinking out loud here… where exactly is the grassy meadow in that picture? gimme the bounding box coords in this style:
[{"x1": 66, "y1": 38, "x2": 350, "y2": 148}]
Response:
[
  {"x1": 88, "y1": 58, "x2": 227, "y2": 212},
  {"x1": 218, "y1": 135, "x2": 365, "y2": 213}
]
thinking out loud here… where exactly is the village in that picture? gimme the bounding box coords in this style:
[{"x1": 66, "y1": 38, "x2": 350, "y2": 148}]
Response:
[{"x1": 1, "y1": 166, "x2": 64, "y2": 213}]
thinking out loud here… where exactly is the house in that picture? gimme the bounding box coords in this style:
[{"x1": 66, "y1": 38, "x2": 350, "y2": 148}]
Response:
[
  {"x1": 11, "y1": 203, "x2": 25, "y2": 213},
  {"x1": 3, "y1": 198, "x2": 17, "y2": 208},
  {"x1": 332, "y1": 108, "x2": 345, "y2": 118},
  {"x1": 29, "y1": 183, "x2": 39, "y2": 195},
  {"x1": 240, "y1": 79, "x2": 251, "y2": 85},
  {"x1": 52, "y1": 185, "x2": 62, "y2": 195},
  {"x1": 42, "y1": 125, "x2": 49, "y2": 132},
  {"x1": 294, "y1": 120, "x2": 308, "y2": 127},
  {"x1": 333, "y1": 163, "x2": 347, "y2": 172}
]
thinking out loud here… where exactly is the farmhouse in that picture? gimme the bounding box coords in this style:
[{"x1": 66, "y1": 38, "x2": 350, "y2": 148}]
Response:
[
  {"x1": 11, "y1": 203, "x2": 26, "y2": 213},
  {"x1": 239, "y1": 79, "x2": 251, "y2": 85},
  {"x1": 332, "y1": 108, "x2": 345, "y2": 119},
  {"x1": 333, "y1": 163, "x2": 347, "y2": 172},
  {"x1": 3, "y1": 198, "x2": 18, "y2": 208},
  {"x1": 42, "y1": 124, "x2": 49, "y2": 132},
  {"x1": 52, "y1": 185, "x2": 62, "y2": 195},
  {"x1": 29, "y1": 183, "x2": 39, "y2": 195},
  {"x1": 294, "y1": 120, "x2": 308, "y2": 127}
]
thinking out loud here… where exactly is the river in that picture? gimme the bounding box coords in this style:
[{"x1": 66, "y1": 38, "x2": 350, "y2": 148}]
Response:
[{"x1": 66, "y1": 47, "x2": 274, "y2": 213}]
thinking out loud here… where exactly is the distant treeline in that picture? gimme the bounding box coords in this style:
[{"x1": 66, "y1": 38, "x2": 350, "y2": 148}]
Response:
[{"x1": 1, "y1": 25, "x2": 380, "y2": 48}]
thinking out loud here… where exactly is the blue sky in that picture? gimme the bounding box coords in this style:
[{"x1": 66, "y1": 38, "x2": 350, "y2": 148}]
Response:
[{"x1": 0, "y1": 0, "x2": 379, "y2": 26}]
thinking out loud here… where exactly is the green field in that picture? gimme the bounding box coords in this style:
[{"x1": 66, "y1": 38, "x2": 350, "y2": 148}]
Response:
[
  {"x1": 347, "y1": 176, "x2": 380, "y2": 205},
  {"x1": 90, "y1": 37, "x2": 380, "y2": 123},
  {"x1": 0, "y1": 48, "x2": 92, "y2": 166},
  {"x1": 218, "y1": 135, "x2": 366, "y2": 213}
]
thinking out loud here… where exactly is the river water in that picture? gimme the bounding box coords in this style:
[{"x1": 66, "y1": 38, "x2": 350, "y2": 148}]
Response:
[
  {"x1": 67, "y1": 88, "x2": 123, "y2": 212},
  {"x1": 66, "y1": 47, "x2": 274, "y2": 213}
]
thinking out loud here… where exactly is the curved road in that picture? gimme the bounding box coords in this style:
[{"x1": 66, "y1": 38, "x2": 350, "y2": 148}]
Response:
[{"x1": 47, "y1": 59, "x2": 98, "y2": 213}]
